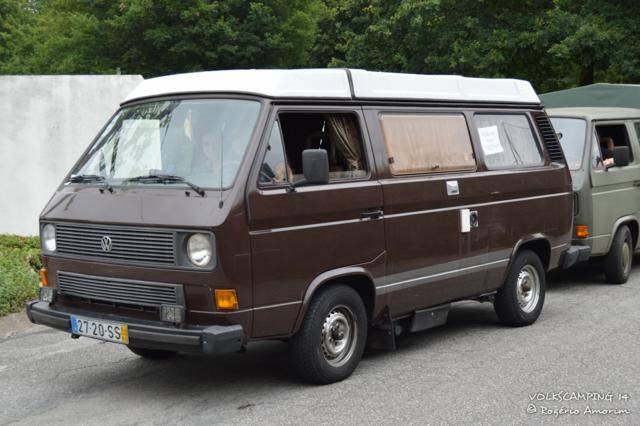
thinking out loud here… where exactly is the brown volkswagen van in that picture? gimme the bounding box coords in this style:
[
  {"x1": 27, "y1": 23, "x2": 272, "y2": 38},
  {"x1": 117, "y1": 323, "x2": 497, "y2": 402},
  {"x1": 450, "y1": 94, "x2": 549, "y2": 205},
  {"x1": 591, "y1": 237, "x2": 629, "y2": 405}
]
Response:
[{"x1": 27, "y1": 69, "x2": 575, "y2": 384}]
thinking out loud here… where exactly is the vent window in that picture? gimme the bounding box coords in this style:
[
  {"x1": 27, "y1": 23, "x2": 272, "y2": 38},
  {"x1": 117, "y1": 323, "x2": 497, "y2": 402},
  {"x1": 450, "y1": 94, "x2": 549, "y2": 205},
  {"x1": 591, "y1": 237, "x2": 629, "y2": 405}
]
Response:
[{"x1": 535, "y1": 114, "x2": 566, "y2": 163}]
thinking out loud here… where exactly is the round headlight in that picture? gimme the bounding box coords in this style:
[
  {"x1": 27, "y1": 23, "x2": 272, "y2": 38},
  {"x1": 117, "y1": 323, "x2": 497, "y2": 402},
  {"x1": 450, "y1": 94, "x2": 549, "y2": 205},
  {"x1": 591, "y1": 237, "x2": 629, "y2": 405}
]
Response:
[
  {"x1": 42, "y1": 224, "x2": 56, "y2": 252},
  {"x1": 187, "y1": 233, "x2": 212, "y2": 267}
]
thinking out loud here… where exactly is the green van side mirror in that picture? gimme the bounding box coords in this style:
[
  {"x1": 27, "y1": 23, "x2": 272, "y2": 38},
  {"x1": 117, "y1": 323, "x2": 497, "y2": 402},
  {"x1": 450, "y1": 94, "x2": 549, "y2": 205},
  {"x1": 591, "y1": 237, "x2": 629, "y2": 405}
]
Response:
[{"x1": 612, "y1": 146, "x2": 630, "y2": 167}]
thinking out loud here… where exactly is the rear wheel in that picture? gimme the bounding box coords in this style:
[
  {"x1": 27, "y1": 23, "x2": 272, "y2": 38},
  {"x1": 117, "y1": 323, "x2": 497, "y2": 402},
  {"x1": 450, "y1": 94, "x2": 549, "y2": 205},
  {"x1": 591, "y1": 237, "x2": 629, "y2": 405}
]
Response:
[
  {"x1": 604, "y1": 225, "x2": 633, "y2": 284},
  {"x1": 128, "y1": 346, "x2": 176, "y2": 359},
  {"x1": 494, "y1": 250, "x2": 546, "y2": 327},
  {"x1": 290, "y1": 285, "x2": 367, "y2": 384}
]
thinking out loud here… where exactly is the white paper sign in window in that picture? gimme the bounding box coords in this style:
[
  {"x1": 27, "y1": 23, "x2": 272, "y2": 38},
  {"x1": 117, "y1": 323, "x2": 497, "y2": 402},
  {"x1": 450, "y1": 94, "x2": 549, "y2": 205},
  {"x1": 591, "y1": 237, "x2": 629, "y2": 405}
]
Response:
[{"x1": 478, "y1": 125, "x2": 504, "y2": 156}]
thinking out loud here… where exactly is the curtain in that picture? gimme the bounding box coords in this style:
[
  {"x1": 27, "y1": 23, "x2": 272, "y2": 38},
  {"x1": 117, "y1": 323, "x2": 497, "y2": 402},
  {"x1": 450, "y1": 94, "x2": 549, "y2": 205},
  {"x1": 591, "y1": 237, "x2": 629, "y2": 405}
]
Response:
[{"x1": 328, "y1": 116, "x2": 362, "y2": 170}]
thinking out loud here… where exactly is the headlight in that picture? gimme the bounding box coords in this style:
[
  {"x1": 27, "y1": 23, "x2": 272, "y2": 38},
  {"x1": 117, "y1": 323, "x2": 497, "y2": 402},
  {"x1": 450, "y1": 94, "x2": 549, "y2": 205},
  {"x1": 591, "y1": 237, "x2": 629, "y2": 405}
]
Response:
[
  {"x1": 41, "y1": 224, "x2": 56, "y2": 252},
  {"x1": 187, "y1": 233, "x2": 212, "y2": 267}
]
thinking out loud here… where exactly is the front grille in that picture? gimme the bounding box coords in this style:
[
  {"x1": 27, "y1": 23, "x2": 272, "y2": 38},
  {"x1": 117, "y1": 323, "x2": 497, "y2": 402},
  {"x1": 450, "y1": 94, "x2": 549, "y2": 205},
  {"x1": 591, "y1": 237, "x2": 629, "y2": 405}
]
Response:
[
  {"x1": 55, "y1": 223, "x2": 176, "y2": 266},
  {"x1": 535, "y1": 114, "x2": 566, "y2": 163},
  {"x1": 57, "y1": 271, "x2": 184, "y2": 308}
]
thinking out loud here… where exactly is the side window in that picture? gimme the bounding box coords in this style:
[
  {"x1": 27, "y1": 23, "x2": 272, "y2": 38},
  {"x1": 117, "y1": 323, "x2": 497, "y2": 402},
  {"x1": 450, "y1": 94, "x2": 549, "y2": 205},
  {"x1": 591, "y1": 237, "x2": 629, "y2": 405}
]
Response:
[
  {"x1": 259, "y1": 121, "x2": 290, "y2": 185},
  {"x1": 278, "y1": 112, "x2": 368, "y2": 181},
  {"x1": 595, "y1": 123, "x2": 633, "y2": 163},
  {"x1": 635, "y1": 122, "x2": 640, "y2": 140},
  {"x1": 474, "y1": 114, "x2": 543, "y2": 169},
  {"x1": 379, "y1": 114, "x2": 476, "y2": 175}
]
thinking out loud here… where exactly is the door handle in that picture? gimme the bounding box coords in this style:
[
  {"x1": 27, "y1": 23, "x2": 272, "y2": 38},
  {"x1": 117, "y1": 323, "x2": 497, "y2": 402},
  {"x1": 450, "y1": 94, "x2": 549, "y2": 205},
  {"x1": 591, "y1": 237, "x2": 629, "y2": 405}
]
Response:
[
  {"x1": 361, "y1": 210, "x2": 383, "y2": 220},
  {"x1": 634, "y1": 181, "x2": 640, "y2": 187}
]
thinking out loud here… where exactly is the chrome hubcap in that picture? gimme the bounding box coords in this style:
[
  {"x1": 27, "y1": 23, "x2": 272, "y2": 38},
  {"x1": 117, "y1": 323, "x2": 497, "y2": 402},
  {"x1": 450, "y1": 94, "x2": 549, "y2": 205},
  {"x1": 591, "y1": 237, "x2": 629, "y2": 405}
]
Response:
[
  {"x1": 622, "y1": 240, "x2": 631, "y2": 275},
  {"x1": 516, "y1": 265, "x2": 540, "y2": 314},
  {"x1": 321, "y1": 305, "x2": 357, "y2": 367}
]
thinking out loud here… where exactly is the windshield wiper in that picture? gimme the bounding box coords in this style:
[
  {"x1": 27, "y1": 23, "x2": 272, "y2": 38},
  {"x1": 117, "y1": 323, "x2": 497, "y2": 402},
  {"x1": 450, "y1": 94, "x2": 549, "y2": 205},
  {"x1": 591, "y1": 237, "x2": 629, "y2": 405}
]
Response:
[
  {"x1": 67, "y1": 174, "x2": 115, "y2": 193},
  {"x1": 125, "y1": 174, "x2": 205, "y2": 197},
  {"x1": 67, "y1": 174, "x2": 105, "y2": 184}
]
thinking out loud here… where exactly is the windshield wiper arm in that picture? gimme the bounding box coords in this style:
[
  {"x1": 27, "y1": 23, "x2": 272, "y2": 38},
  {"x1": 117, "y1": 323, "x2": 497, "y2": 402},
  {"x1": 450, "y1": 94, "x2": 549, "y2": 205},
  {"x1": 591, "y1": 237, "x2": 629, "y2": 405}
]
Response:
[
  {"x1": 67, "y1": 174, "x2": 105, "y2": 184},
  {"x1": 125, "y1": 174, "x2": 205, "y2": 197}
]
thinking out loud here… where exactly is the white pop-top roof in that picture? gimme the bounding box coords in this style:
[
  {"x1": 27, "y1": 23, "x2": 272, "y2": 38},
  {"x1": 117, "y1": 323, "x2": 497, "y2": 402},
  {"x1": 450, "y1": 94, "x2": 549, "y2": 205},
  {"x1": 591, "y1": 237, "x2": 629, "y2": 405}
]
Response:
[{"x1": 123, "y1": 69, "x2": 540, "y2": 104}]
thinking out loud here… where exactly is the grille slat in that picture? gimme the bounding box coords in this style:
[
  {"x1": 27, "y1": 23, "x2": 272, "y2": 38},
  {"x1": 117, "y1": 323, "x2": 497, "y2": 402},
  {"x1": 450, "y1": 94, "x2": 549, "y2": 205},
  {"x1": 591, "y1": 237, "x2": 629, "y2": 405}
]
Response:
[
  {"x1": 59, "y1": 276, "x2": 177, "y2": 294},
  {"x1": 57, "y1": 271, "x2": 181, "y2": 308},
  {"x1": 56, "y1": 242, "x2": 175, "y2": 257},
  {"x1": 60, "y1": 286, "x2": 175, "y2": 304},
  {"x1": 56, "y1": 225, "x2": 171, "y2": 236},
  {"x1": 535, "y1": 114, "x2": 566, "y2": 163},
  {"x1": 56, "y1": 247, "x2": 174, "y2": 261},
  {"x1": 55, "y1": 223, "x2": 176, "y2": 266},
  {"x1": 56, "y1": 232, "x2": 174, "y2": 246}
]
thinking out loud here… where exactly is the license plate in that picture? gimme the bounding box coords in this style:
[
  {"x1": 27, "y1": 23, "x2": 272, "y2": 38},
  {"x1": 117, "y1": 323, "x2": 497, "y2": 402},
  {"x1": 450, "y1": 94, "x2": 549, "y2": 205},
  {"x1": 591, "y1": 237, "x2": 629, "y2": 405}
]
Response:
[{"x1": 71, "y1": 315, "x2": 129, "y2": 344}]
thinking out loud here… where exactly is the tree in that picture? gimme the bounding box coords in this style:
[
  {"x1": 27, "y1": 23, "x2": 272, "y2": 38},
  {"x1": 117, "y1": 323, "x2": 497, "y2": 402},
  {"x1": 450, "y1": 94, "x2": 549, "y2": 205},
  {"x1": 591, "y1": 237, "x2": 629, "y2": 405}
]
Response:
[
  {"x1": 1, "y1": 0, "x2": 640, "y2": 92},
  {"x1": 1, "y1": 0, "x2": 325, "y2": 76}
]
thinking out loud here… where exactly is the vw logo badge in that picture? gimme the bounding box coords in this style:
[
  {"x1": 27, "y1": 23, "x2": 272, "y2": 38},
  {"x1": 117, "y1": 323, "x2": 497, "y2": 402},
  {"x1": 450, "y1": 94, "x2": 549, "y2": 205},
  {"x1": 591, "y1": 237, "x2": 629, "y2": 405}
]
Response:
[{"x1": 100, "y1": 236, "x2": 113, "y2": 252}]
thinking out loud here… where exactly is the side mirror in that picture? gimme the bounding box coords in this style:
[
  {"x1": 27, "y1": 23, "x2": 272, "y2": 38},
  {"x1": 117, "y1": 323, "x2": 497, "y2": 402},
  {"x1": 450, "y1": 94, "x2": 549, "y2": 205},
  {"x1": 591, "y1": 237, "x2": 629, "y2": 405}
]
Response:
[
  {"x1": 287, "y1": 149, "x2": 329, "y2": 192},
  {"x1": 612, "y1": 146, "x2": 630, "y2": 167},
  {"x1": 301, "y1": 149, "x2": 329, "y2": 184}
]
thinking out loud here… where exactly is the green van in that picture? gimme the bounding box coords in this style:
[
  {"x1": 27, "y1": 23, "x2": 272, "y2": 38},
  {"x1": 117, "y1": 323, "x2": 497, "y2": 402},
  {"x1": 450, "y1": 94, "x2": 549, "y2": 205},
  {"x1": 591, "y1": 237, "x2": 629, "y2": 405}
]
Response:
[{"x1": 547, "y1": 107, "x2": 640, "y2": 283}]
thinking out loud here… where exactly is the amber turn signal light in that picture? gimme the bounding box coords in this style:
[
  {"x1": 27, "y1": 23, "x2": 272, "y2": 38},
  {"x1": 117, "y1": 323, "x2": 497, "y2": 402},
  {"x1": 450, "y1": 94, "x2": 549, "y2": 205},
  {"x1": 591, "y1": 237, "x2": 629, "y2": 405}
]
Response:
[
  {"x1": 39, "y1": 268, "x2": 49, "y2": 286},
  {"x1": 575, "y1": 225, "x2": 589, "y2": 239},
  {"x1": 215, "y1": 289, "x2": 238, "y2": 310}
]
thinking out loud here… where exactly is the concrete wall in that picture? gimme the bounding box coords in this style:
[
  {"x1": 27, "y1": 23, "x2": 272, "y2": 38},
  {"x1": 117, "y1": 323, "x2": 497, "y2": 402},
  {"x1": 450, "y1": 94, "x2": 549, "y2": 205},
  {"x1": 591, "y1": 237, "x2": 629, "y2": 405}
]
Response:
[{"x1": 0, "y1": 75, "x2": 143, "y2": 235}]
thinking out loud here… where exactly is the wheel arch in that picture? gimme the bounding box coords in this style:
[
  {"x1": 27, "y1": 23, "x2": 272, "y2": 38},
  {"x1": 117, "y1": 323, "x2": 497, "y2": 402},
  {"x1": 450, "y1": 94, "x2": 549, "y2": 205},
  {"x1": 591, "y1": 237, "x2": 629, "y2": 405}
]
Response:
[
  {"x1": 292, "y1": 267, "x2": 377, "y2": 335},
  {"x1": 607, "y1": 216, "x2": 639, "y2": 252},
  {"x1": 509, "y1": 234, "x2": 552, "y2": 272}
]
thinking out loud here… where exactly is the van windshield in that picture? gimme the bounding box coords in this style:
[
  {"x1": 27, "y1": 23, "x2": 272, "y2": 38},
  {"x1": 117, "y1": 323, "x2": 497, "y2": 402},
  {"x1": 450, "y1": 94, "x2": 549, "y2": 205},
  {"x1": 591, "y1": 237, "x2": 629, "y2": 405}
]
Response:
[
  {"x1": 550, "y1": 117, "x2": 587, "y2": 170},
  {"x1": 72, "y1": 99, "x2": 261, "y2": 189}
]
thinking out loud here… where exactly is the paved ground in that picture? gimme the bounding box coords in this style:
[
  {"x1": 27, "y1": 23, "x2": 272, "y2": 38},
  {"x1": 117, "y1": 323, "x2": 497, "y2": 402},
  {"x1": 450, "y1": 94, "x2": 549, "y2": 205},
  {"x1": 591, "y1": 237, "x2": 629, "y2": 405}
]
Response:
[{"x1": 1, "y1": 260, "x2": 639, "y2": 425}]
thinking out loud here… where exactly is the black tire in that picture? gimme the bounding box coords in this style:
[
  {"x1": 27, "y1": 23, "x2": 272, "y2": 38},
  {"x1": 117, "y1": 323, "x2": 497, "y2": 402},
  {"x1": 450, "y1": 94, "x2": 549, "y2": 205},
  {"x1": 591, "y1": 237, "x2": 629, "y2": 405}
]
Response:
[
  {"x1": 128, "y1": 346, "x2": 177, "y2": 359},
  {"x1": 604, "y1": 225, "x2": 633, "y2": 284},
  {"x1": 494, "y1": 250, "x2": 546, "y2": 327},
  {"x1": 290, "y1": 285, "x2": 367, "y2": 384}
]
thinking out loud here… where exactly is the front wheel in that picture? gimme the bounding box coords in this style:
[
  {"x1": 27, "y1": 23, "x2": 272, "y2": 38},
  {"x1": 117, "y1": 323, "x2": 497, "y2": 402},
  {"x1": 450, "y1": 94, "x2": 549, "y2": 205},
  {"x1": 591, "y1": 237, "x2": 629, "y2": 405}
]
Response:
[
  {"x1": 494, "y1": 250, "x2": 546, "y2": 327},
  {"x1": 604, "y1": 225, "x2": 633, "y2": 284},
  {"x1": 290, "y1": 285, "x2": 367, "y2": 384}
]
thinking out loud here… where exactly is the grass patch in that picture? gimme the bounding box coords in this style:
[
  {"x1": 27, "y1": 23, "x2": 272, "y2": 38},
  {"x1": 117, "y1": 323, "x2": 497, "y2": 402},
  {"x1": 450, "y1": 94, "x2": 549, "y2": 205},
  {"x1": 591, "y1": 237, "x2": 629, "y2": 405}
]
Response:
[{"x1": 0, "y1": 235, "x2": 41, "y2": 317}]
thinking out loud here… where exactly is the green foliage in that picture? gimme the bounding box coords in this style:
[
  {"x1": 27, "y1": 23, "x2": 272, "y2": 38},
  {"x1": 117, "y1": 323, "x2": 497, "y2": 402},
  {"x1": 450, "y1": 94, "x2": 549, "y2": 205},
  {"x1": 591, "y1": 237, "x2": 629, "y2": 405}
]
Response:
[
  {"x1": 1, "y1": 0, "x2": 640, "y2": 92},
  {"x1": 0, "y1": 235, "x2": 41, "y2": 317}
]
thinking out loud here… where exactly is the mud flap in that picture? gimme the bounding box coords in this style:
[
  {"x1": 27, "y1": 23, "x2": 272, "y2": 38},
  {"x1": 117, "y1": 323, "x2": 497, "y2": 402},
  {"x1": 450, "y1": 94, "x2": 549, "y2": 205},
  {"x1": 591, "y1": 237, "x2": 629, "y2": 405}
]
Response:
[{"x1": 367, "y1": 308, "x2": 396, "y2": 351}]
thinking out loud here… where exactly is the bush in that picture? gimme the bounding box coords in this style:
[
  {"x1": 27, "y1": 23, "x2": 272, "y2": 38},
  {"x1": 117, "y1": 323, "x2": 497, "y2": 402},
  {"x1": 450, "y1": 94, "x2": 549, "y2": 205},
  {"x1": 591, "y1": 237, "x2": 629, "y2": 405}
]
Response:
[{"x1": 0, "y1": 235, "x2": 41, "y2": 317}]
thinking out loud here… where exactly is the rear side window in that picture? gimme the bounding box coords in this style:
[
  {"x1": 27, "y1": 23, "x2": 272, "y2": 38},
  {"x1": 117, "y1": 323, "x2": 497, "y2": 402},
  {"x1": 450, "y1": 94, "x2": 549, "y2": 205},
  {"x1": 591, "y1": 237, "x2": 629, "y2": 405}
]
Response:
[
  {"x1": 379, "y1": 114, "x2": 476, "y2": 175},
  {"x1": 474, "y1": 114, "x2": 543, "y2": 169}
]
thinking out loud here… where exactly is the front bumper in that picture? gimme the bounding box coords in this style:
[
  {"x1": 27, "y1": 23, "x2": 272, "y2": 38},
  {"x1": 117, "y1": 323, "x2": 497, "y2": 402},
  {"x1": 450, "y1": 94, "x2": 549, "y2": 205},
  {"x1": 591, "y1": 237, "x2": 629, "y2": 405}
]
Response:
[{"x1": 25, "y1": 301, "x2": 243, "y2": 355}]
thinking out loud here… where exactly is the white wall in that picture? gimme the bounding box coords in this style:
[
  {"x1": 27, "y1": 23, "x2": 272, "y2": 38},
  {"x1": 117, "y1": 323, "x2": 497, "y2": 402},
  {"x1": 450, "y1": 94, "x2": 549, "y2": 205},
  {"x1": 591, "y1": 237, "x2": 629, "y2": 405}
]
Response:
[{"x1": 0, "y1": 75, "x2": 143, "y2": 235}]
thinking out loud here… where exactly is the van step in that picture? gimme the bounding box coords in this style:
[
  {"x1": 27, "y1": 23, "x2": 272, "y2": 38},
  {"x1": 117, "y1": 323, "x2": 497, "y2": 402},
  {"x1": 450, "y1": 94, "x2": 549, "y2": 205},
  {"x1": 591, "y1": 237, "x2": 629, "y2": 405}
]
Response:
[{"x1": 410, "y1": 304, "x2": 450, "y2": 333}]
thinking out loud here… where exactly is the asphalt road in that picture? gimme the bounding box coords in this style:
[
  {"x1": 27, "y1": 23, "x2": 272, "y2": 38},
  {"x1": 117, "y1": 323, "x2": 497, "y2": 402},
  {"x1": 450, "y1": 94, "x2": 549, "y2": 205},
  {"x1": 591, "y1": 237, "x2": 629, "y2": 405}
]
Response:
[{"x1": 1, "y1": 260, "x2": 639, "y2": 425}]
